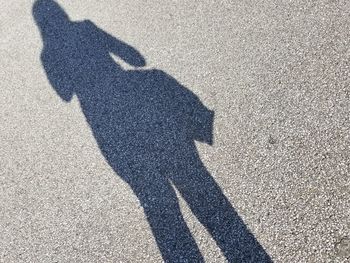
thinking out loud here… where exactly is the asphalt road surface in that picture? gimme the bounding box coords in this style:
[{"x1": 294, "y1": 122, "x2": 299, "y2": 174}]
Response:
[{"x1": 1, "y1": 0, "x2": 349, "y2": 262}]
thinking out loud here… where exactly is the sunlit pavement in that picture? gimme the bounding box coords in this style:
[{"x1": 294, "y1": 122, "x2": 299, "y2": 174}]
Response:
[{"x1": 1, "y1": 1, "x2": 349, "y2": 262}]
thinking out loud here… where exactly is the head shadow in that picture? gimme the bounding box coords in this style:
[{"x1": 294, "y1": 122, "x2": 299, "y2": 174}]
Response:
[{"x1": 33, "y1": 1, "x2": 272, "y2": 262}]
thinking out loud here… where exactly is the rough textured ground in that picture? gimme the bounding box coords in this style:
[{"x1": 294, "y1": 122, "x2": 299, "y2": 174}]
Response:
[{"x1": 0, "y1": 0, "x2": 349, "y2": 262}]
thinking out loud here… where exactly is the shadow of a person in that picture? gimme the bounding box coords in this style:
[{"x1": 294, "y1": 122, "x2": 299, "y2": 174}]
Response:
[{"x1": 33, "y1": 1, "x2": 272, "y2": 262}]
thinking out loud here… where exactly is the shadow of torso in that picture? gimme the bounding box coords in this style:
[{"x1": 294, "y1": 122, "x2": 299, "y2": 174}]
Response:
[{"x1": 42, "y1": 20, "x2": 213, "y2": 183}]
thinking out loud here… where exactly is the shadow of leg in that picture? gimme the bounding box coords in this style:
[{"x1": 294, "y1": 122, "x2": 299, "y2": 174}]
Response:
[
  {"x1": 128, "y1": 175, "x2": 204, "y2": 262},
  {"x1": 171, "y1": 156, "x2": 272, "y2": 263}
]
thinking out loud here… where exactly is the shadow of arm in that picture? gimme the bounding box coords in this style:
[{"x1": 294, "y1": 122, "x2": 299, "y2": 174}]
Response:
[
  {"x1": 160, "y1": 71, "x2": 214, "y2": 145},
  {"x1": 86, "y1": 20, "x2": 146, "y2": 67},
  {"x1": 187, "y1": 99, "x2": 214, "y2": 145},
  {"x1": 192, "y1": 108, "x2": 214, "y2": 145},
  {"x1": 41, "y1": 52, "x2": 73, "y2": 102}
]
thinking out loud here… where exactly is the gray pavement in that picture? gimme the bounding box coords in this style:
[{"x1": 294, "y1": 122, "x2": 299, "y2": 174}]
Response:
[{"x1": 0, "y1": 0, "x2": 349, "y2": 262}]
